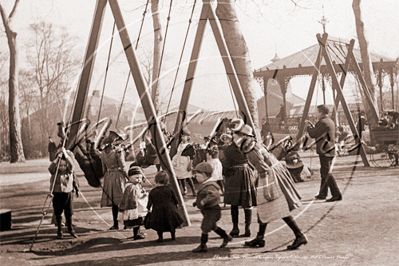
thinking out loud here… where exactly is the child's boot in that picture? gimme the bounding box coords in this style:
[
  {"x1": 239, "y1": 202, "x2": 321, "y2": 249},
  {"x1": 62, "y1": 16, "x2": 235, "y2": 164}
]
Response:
[
  {"x1": 171, "y1": 229, "x2": 176, "y2": 240},
  {"x1": 244, "y1": 208, "x2": 252, "y2": 237},
  {"x1": 66, "y1": 215, "x2": 78, "y2": 238},
  {"x1": 56, "y1": 215, "x2": 63, "y2": 239},
  {"x1": 214, "y1": 227, "x2": 233, "y2": 248},
  {"x1": 133, "y1": 226, "x2": 145, "y2": 240},
  {"x1": 157, "y1": 231, "x2": 164, "y2": 242},
  {"x1": 229, "y1": 205, "x2": 239, "y2": 237},
  {"x1": 192, "y1": 233, "x2": 208, "y2": 252}
]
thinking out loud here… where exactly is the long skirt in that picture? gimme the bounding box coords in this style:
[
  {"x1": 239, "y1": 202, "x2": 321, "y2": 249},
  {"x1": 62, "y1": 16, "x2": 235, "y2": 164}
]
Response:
[
  {"x1": 224, "y1": 165, "x2": 257, "y2": 208},
  {"x1": 101, "y1": 170, "x2": 125, "y2": 207},
  {"x1": 256, "y1": 173, "x2": 291, "y2": 223}
]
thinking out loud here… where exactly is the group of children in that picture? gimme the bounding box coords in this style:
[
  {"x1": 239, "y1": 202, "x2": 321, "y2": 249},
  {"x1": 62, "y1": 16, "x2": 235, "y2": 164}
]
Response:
[{"x1": 49, "y1": 147, "x2": 229, "y2": 252}]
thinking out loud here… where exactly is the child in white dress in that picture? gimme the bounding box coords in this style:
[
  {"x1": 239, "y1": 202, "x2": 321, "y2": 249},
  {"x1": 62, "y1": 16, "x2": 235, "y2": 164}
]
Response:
[
  {"x1": 206, "y1": 145, "x2": 224, "y2": 193},
  {"x1": 118, "y1": 166, "x2": 148, "y2": 240}
]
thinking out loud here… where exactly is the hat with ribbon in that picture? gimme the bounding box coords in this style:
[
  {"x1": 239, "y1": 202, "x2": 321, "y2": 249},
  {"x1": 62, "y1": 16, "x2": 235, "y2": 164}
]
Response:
[{"x1": 128, "y1": 164, "x2": 143, "y2": 177}]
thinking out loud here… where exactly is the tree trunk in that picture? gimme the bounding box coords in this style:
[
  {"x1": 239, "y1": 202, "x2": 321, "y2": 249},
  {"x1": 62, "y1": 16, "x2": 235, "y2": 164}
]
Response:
[
  {"x1": 0, "y1": 1, "x2": 25, "y2": 163},
  {"x1": 352, "y1": 0, "x2": 379, "y2": 127},
  {"x1": 151, "y1": 0, "x2": 163, "y2": 113},
  {"x1": 216, "y1": 0, "x2": 260, "y2": 130}
]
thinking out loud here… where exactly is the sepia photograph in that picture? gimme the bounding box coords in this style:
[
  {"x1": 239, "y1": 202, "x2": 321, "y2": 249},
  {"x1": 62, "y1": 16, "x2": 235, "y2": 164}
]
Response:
[{"x1": 1, "y1": 0, "x2": 398, "y2": 265}]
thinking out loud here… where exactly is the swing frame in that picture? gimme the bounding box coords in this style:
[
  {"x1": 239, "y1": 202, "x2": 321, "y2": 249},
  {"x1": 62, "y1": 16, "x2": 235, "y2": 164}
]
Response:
[{"x1": 65, "y1": 0, "x2": 256, "y2": 226}]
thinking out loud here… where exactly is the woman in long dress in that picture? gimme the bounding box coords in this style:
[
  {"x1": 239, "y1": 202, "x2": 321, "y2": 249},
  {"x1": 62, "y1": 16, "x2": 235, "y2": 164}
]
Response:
[
  {"x1": 100, "y1": 130, "x2": 129, "y2": 230},
  {"x1": 231, "y1": 121, "x2": 307, "y2": 250},
  {"x1": 222, "y1": 130, "x2": 257, "y2": 238}
]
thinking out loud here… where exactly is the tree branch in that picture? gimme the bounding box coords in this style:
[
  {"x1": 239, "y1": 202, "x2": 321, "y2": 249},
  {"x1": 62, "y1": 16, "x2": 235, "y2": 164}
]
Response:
[{"x1": 8, "y1": 0, "x2": 21, "y2": 21}]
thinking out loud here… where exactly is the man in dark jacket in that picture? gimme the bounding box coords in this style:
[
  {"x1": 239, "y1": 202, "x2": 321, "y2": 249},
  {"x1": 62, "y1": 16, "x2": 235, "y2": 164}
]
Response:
[{"x1": 307, "y1": 105, "x2": 342, "y2": 202}]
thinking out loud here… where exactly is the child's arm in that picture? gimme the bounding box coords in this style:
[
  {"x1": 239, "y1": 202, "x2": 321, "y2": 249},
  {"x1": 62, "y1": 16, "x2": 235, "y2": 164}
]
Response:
[
  {"x1": 146, "y1": 192, "x2": 153, "y2": 211},
  {"x1": 201, "y1": 186, "x2": 219, "y2": 206}
]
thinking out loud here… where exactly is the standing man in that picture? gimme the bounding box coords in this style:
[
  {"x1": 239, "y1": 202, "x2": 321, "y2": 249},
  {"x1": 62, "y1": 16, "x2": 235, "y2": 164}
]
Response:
[
  {"x1": 357, "y1": 111, "x2": 367, "y2": 139},
  {"x1": 307, "y1": 105, "x2": 342, "y2": 202}
]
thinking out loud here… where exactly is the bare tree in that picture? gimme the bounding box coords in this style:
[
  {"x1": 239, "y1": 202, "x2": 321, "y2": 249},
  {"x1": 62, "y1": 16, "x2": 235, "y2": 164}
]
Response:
[
  {"x1": 19, "y1": 70, "x2": 36, "y2": 141},
  {"x1": 150, "y1": 0, "x2": 164, "y2": 113},
  {"x1": 216, "y1": 0, "x2": 260, "y2": 130},
  {"x1": 25, "y1": 21, "x2": 81, "y2": 150},
  {"x1": 0, "y1": 0, "x2": 25, "y2": 163},
  {"x1": 352, "y1": 0, "x2": 379, "y2": 127}
]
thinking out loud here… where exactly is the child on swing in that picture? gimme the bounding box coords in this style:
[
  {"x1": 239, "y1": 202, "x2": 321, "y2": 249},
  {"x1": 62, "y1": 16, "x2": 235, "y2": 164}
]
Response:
[{"x1": 118, "y1": 165, "x2": 148, "y2": 240}]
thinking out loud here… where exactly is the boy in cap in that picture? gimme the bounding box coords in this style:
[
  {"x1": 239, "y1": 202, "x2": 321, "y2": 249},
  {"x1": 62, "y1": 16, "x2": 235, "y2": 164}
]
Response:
[{"x1": 192, "y1": 162, "x2": 232, "y2": 252}]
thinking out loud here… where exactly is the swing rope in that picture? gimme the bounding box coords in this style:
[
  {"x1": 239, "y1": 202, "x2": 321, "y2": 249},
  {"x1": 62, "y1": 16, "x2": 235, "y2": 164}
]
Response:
[
  {"x1": 135, "y1": 0, "x2": 150, "y2": 50},
  {"x1": 115, "y1": 74, "x2": 130, "y2": 128},
  {"x1": 227, "y1": 77, "x2": 240, "y2": 118},
  {"x1": 163, "y1": 0, "x2": 197, "y2": 123}
]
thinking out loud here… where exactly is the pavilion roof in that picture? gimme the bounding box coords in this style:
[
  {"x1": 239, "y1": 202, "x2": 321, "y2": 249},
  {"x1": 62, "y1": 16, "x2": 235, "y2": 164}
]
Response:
[{"x1": 254, "y1": 35, "x2": 397, "y2": 78}]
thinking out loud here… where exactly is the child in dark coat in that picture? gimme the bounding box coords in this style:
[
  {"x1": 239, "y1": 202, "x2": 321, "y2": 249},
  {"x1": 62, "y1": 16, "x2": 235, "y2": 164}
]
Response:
[
  {"x1": 192, "y1": 162, "x2": 232, "y2": 252},
  {"x1": 146, "y1": 171, "x2": 183, "y2": 242},
  {"x1": 118, "y1": 166, "x2": 148, "y2": 240}
]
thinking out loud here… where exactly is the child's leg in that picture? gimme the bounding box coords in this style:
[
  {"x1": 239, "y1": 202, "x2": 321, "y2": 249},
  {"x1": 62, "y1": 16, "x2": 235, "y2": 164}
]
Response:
[
  {"x1": 214, "y1": 227, "x2": 233, "y2": 248},
  {"x1": 110, "y1": 205, "x2": 119, "y2": 229},
  {"x1": 157, "y1": 231, "x2": 163, "y2": 242},
  {"x1": 187, "y1": 177, "x2": 196, "y2": 195},
  {"x1": 64, "y1": 193, "x2": 77, "y2": 238},
  {"x1": 192, "y1": 233, "x2": 208, "y2": 252},
  {"x1": 179, "y1": 179, "x2": 187, "y2": 195},
  {"x1": 171, "y1": 228, "x2": 176, "y2": 240}
]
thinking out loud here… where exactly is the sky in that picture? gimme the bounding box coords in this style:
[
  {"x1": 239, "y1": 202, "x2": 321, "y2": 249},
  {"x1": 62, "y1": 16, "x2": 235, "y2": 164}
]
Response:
[{"x1": 1, "y1": 0, "x2": 399, "y2": 117}]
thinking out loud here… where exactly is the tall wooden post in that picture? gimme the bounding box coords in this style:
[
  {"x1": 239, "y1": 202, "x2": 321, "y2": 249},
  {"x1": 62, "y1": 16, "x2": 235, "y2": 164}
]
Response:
[
  {"x1": 169, "y1": 2, "x2": 210, "y2": 158},
  {"x1": 170, "y1": 0, "x2": 257, "y2": 156},
  {"x1": 108, "y1": 0, "x2": 190, "y2": 225},
  {"x1": 390, "y1": 68, "x2": 395, "y2": 109},
  {"x1": 378, "y1": 70, "x2": 383, "y2": 113},
  {"x1": 296, "y1": 34, "x2": 327, "y2": 140},
  {"x1": 318, "y1": 33, "x2": 369, "y2": 166},
  {"x1": 66, "y1": 0, "x2": 107, "y2": 150}
]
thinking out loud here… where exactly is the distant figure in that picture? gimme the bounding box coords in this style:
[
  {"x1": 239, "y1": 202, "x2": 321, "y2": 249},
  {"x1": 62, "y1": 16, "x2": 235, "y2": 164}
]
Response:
[
  {"x1": 357, "y1": 111, "x2": 367, "y2": 139},
  {"x1": 276, "y1": 104, "x2": 286, "y2": 129},
  {"x1": 48, "y1": 137, "x2": 57, "y2": 162},
  {"x1": 171, "y1": 128, "x2": 196, "y2": 196},
  {"x1": 206, "y1": 145, "x2": 224, "y2": 193},
  {"x1": 307, "y1": 105, "x2": 342, "y2": 202},
  {"x1": 260, "y1": 120, "x2": 274, "y2": 148}
]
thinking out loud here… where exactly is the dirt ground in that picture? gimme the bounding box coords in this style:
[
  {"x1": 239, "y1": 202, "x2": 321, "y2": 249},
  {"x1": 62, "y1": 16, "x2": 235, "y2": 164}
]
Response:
[{"x1": 1, "y1": 152, "x2": 398, "y2": 266}]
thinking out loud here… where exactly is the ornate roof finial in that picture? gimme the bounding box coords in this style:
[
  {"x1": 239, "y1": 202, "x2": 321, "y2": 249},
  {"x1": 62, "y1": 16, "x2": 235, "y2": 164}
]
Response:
[{"x1": 318, "y1": 6, "x2": 329, "y2": 34}]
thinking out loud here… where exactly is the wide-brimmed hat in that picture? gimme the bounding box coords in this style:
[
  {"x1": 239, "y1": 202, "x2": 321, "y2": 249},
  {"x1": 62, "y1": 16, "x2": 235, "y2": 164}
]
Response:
[
  {"x1": 234, "y1": 124, "x2": 254, "y2": 137},
  {"x1": 109, "y1": 129, "x2": 129, "y2": 141},
  {"x1": 285, "y1": 151, "x2": 304, "y2": 169},
  {"x1": 230, "y1": 118, "x2": 244, "y2": 132}
]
